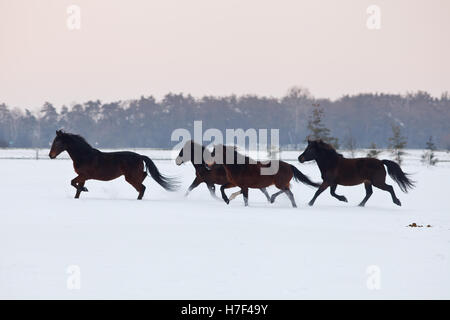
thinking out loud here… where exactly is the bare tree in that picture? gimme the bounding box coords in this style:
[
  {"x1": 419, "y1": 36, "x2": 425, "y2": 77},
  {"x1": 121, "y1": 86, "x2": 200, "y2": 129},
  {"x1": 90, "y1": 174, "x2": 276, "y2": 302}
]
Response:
[{"x1": 344, "y1": 129, "x2": 357, "y2": 157}]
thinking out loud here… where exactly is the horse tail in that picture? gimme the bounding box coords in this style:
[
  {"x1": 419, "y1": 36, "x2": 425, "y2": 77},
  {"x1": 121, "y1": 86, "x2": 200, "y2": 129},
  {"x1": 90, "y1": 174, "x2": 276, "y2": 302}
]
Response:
[
  {"x1": 141, "y1": 156, "x2": 180, "y2": 192},
  {"x1": 382, "y1": 159, "x2": 415, "y2": 193},
  {"x1": 290, "y1": 165, "x2": 321, "y2": 188}
]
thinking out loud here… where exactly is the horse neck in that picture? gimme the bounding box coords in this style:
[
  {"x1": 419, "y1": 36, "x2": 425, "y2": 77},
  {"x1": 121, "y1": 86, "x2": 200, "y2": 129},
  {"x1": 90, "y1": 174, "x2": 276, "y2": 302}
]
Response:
[
  {"x1": 315, "y1": 150, "x2": 339, "y2": 173},
  {"x1": 65, "y1": 142, "x2": 95, "y2": 162},
  {"x1": 192, "y1": 161, "x2": 205, "y2": 170}
]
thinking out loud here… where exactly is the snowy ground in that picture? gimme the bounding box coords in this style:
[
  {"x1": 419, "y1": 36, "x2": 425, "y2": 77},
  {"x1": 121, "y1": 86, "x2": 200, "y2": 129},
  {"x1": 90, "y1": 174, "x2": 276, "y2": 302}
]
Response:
[{"x1": 0, "y1": 150, "x2": 449, "y2": 299}]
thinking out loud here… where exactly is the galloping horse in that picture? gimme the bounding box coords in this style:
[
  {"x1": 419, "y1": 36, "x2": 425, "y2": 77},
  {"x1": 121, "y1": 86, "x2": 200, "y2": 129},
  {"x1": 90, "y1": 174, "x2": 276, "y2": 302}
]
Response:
[
  {"x1": 298, "y1": 139, "x2": 415, "y2": 206},
  {"x1": 49, "y1": 130, "x2": 179, "y2": 199},
  {"x1": 175, "y1": 140, "x2": 271, "y2": 202},
  {"x1": 208, "y1": 144, "x2": 320, "y2": 207}
]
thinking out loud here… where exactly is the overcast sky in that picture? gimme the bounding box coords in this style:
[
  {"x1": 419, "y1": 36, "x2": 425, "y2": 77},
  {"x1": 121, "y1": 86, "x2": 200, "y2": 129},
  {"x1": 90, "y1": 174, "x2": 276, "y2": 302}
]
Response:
[{"x1": 1, "y1": 0, "x2": 449, "y2": 109}]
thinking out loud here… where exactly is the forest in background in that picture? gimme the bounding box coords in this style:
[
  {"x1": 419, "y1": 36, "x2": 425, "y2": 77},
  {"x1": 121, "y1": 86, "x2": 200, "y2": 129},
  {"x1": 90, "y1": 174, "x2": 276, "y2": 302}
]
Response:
[{"x1": 1, "y1": 87, "x2": 449, "y2": 149}]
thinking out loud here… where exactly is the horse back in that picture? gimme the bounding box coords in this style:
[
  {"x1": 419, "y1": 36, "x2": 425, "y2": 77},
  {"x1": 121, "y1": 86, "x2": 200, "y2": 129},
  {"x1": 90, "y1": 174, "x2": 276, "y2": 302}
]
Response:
[
  {"x1": 336, "y1": 157, "x2": 385, "y2": 185},
  {"x1": 75, "y1": 150, "x2": 144, "y2": 180}
]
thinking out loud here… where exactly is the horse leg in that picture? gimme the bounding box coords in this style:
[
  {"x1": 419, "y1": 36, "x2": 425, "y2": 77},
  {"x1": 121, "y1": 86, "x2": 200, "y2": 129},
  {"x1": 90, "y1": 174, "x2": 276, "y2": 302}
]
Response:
[
  {"x1": 220, "y1": 183, "x2": 234, "y2": 204},
  {"x1": 260, "y1": 187, "x2": 271, "y2": 203},
  {"x1": 373, "y1": 181, "x2": 401, "y2": 206},
  {"x1": 74, "y1": 181, "x2": 85, "y2": 199},
  {"x1": 358, "y1": 182, "x2": 373, "y2": 207},
  {"x1": 125, "y1": 174, "x2": 146, "y2": 200},
  {"x1": 242, "y1": 187, "x2": 249, "y2": 206},
  {"x1": 229, "y1": 190, "x2": 242, "y2": 201},
  {"x1": 308, "y1": 182, "x2": 329, "y2": 206},
  {"x1": 330, "y1": 184, "x2": 348, "y2": 203},
  {"x1": 284, "y1": 188, "x2": 297, "y2": 208},
  {"x1": 207, "y1": 184, "x2": 220, "y2": 200},
  {"x1": 71, "y1": 176, "x2": 88, "y2": 199},
  {"x1": 185, "y1": 177, "x2": 202, "y2": 197},
  {"x1": 270, "y1": 190, "x2": 284, "y2": 203}
]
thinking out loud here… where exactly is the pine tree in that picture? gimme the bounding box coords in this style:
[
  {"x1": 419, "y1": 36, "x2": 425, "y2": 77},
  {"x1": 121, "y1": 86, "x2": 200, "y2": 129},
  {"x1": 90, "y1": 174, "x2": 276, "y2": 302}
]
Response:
[
  {"x1": 388, "y1": 124, "x2": 407, "y2": 165},
  {"x1": 306, "y1": 103, "x2": 339, "y2": 148},
  {"x1": 367, "y1": 142, "x2": 381, "y2": 158},
  {"x1": 421, "y1": 136, "x2": 438, "y2": 166}
]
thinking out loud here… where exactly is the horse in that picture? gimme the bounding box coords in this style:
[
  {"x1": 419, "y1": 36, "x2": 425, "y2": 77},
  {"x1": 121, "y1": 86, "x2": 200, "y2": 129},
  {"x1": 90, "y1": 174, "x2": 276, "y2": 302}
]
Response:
[
  {"x1": 49, "y1": 130, "x2": 179, "y2": 199},
  {"x1": 175, "y1": 140, "x2": 271, "y2": 203},
  {"x1": 208, "y1": 144, "x2": 320, "y2": 207},
  {"x1": 298, "y1": 139, "x2": 415, "y2": 207}
]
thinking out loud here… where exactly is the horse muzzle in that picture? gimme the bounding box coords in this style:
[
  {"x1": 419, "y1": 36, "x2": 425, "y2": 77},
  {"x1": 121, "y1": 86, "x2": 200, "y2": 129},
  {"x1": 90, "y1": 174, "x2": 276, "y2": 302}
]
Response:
[
  {"x1": 298, "y1": 155, "x2": 305, "y2": 163},
  {"x1": 205, "y1": 159, "x2": 215, "y2": 168},
  {"x1": 49, "y1": 152, "x2": 56, "y2": 159},
  {"x1": 175, "y1": 156, "x2": 183, "y2": 166}
]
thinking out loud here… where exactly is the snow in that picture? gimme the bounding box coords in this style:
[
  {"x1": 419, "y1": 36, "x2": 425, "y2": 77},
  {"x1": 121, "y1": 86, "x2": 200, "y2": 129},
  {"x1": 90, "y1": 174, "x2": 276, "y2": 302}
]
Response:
[{"x1": 1, "y1": 150, "x2": 449, "y2": 299}]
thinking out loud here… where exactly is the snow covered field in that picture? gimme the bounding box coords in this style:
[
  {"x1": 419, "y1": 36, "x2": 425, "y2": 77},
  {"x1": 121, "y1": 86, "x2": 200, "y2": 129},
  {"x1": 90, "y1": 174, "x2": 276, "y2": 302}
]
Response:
[{"x1": 1, "y1": 149, "x2": 449, "y2": 299}]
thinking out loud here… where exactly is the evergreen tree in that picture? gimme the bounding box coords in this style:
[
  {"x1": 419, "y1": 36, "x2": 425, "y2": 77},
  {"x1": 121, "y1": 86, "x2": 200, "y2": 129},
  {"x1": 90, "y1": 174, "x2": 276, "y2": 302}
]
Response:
[
  {"x1": 39, "y1": 102, "x2": 59, "y2": 147},
  {"x1": 366, "y1": 142, "x2": 381, "y2": 158},
  {"x1": 306, "y1": 103, "x2": 339, "y2": 148},
  {"x1": 388, "y1": 124, "x2": 407, "y2": 165},
  {"x1": 421, "y1": 136, "x2": 438, "y2": 165}
]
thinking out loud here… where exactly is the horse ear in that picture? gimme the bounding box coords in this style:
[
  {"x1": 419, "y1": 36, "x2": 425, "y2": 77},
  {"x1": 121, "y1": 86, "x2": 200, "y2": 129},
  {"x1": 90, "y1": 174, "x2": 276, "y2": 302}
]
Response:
[{"x1": 56, "y1": 130, "x2": 62, "y2": 136}]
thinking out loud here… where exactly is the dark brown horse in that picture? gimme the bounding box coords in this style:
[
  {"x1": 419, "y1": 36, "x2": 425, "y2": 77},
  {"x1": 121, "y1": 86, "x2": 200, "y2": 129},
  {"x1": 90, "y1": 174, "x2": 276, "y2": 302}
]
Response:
[
  {"x1": 49, "y1": 130, "x2": 179, "y2": 199},
  {"x1": 175, "y1": 140, "x2": 271, "y2": 202},
  {"x1": 298, "y1": 139, "x2": 415, "y2": 207},
  {"x1": 208, "y1": 144, "x2": 320, "y2": 207}
]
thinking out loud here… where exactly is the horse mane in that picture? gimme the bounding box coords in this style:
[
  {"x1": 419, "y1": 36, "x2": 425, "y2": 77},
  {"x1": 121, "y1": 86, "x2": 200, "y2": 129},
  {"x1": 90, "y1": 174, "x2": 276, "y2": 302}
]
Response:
[
  {"x1": 315, "y1": 140, "x2": 343, "y2": 158},
  {"x1": 60, "y1": 131, "x2": 94, "y2": 150}
]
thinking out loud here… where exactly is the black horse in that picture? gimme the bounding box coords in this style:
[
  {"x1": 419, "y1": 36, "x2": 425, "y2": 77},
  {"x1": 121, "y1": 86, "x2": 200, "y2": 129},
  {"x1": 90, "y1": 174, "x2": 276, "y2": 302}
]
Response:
[
  {"x1": 175, "y1": 140, "x2": 271, "y2": 202},
  {"x1": 49, "y1": 130, "x2": 179, "y2": 199},
  {"x1": 298, "y1": 139, "x2": 415, "y2": 206}
]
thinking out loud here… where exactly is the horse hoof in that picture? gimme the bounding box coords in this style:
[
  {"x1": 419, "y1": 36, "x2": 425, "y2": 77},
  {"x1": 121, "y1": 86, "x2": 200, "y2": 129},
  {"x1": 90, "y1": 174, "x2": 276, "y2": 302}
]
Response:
[
  {"x1": 341, "y1": 197, "x2": 348, "y2": 202},
  {"x1": 395, "y1": 200, "x2": 402, "y2": 206},
  {"x1": 82, "y1": 187, "x2": 88, "y2": 192},
  {"x1": 358, "y1": 203, "x2": 365, "y2": 207},
  {"x1": 308, "y1": 201, "x2": 314, "y2": 206}
]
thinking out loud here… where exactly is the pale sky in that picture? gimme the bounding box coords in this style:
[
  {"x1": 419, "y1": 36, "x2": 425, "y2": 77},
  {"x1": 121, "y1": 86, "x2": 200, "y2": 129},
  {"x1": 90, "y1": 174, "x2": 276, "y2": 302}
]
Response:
[{"x1": 1, "y1": 0, "x2": 449, "y2": 109}]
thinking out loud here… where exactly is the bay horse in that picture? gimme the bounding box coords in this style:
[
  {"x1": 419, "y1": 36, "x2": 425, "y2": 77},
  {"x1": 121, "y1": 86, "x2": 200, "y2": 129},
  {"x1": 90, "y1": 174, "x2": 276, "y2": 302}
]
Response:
[
  {"x1": 175, "y1": 140, "x2": 271, "y2": 203},
  {"x1": 298, "y1": 139, "x2": 415, "y2": 207},
  {"x1": 49, "y1": 130, "x2": 179, "y2": 199},
  {"x1": 208, "y1": 144, "x2": 320, "y2": 207}
]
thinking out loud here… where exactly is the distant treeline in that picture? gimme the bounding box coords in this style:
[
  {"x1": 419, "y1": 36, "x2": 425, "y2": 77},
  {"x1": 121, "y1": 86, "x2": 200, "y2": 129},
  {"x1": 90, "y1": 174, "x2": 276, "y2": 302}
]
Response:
[{"x1": 0, "y1": 88, "x2": 449, "y2": 149}]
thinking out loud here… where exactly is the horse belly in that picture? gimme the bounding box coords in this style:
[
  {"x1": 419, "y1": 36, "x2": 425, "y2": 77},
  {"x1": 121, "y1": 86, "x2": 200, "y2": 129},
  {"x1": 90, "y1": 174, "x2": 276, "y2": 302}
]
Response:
[
  {"x1": 89, "y1": 160, "x2": 124, "y2": 181},
  {"x1": 234, "y1": 171, "x2": 273, "y2": 188},
  {"x1": 335, "y1": 165, "x2": 364, "y2": 186}
]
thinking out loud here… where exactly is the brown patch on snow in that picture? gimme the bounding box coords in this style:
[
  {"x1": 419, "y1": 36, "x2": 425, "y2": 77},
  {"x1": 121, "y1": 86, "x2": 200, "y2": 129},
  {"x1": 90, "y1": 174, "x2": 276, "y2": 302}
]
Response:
[{"x1": 407, "y1": 223, "x2": 432, "y2": 228}]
